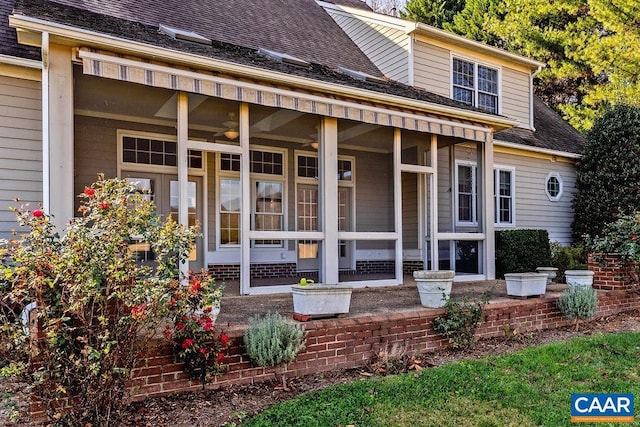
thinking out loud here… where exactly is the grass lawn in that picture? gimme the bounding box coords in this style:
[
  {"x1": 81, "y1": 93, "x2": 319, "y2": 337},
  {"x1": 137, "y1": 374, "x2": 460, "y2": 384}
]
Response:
[{"x1": 244, "y1": 332, "x2": 639, "y2": 427}]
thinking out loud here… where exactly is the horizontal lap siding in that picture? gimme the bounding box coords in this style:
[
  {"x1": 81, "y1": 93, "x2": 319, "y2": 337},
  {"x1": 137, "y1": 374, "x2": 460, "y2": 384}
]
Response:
[
  {"x1": 413, "y1": 41, "x2": 450, "y2": 97},
  {"x1": 0, "y1": 76, "x2": 42, "y2": 239},
  {"x1": 327, "y1": 12, "x2": 409, "y2": 83},
  {"x1": 493, "y1": 150, "x2": 576, "y2": 245},
  {"x1": 501, "y1": 68, "x2": 531, "y2": 129}
]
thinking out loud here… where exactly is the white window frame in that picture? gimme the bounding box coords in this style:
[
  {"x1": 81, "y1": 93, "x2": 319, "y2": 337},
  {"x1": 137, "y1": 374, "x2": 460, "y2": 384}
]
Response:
[
  {"x1": 451, "y1": 55, "x2": 501, "y2": 115},
  {"x1": 545, "y1": 172, "x2": 563, "y2": 202},
  {"x1": 216, "y1": 145, "x2": 287, "y2": 249},
  {"x1": 117, "y1": 129, "x2": 205, "y2": 176},
  {"x1": 494, "y1": 165, "x2": 516, "y2": 227},
  {"x1": 455, "y1": 161, "x2": 516, "y2": 227},
  {"x1": 455, "y1": 161, "x2": 477, "y2": 226}
]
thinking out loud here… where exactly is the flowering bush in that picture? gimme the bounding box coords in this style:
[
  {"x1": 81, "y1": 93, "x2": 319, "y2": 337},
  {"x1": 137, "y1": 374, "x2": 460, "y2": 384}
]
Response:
[
  {"x1": 0, "y1": 175, "x2": 199, "y2": 426},
  {"x1": 165, "y1": 272, "x2": 229, "y2": 386},
  {"x1": 585, "y1": 212, "x2": 640, "y2": 262}
]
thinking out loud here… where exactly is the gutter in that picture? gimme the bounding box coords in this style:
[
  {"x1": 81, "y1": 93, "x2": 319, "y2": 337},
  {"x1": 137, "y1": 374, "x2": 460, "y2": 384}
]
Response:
[
  {"x1": 0, "y1": 53, "x2": 42, "y2": 69},
  {"x1": 494, "y1": 139, "x2": 582, "y2": 159},
  {"x1": 9, "y1": 14, "x2": 518, "y2": 131}
]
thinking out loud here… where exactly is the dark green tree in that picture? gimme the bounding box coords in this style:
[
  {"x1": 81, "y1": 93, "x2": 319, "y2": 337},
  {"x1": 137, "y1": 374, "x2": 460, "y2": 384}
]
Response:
[
  {"x1": 572, "y1": 105, "x2": 640, "y2": 239},
  {"x1": 402, "y1": 0, "x2": 464, "y2": 28},
  {"x1": 445, "y1": 0, "x2": 501, "y2": 46}
]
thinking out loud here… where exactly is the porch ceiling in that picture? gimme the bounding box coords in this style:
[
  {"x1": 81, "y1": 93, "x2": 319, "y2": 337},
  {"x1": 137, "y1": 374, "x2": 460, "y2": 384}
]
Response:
[{"x1": 79, "y1": 49, "x2": 493, "y2": 143}]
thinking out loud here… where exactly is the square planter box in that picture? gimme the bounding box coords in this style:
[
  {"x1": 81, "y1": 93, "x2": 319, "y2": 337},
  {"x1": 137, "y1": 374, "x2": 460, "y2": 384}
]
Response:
[
  {"x1": 505, "y1": 272, "x2": 548, "y2": 297},
  {"x1": 291, "y1": 284, "x2": 353, "y2": 318}
]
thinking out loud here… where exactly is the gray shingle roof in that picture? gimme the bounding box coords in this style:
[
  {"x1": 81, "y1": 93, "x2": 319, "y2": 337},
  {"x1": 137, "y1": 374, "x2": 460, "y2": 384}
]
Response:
[
  {"x1": 495, "y1": 97, "x2": 585, "y2": 155},
  {"x1": 0, "y1": 0, "x2": 39, "y2": 60},
  {"x1": 19, "y1": 0, "x2": 382, "y2": 76},
  {"x1": 12, "y1": 0, "x2": 496, "y2": 114}
]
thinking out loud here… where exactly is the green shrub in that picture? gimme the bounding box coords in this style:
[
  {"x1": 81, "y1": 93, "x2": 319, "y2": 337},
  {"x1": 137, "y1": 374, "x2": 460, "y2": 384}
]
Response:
[
  {"x1": 432, "y1": 294, "x2": 489, "y2": 350},
  {"x1": 550, "y1": 242, "x2": 587, "y2": 282},
  {"x1": 573, "y1": 105, "x2": 640, "y2": 240},
  {"x1": 0, "y1": 176, "x2": 199, "y2": 426},
  {"x1": 557, "y1": 286, "x2": 598, "y2": 331},
  {"x1": 495, "y1": 229, "x2": 551, "y2": 278},
  {"x1": 244, "y1": 312, "x2": 305, "y2": 368}
]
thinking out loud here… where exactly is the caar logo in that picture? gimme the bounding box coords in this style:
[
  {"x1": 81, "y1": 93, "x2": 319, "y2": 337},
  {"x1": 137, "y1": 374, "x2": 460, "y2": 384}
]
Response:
[{"x1": 571, "y1": 394, "x2": 634, "y2": 423}]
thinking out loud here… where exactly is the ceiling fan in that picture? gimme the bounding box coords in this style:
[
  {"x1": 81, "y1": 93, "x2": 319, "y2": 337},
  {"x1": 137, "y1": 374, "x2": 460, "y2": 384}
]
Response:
[
  {"x1": 301, "y1": 127, "x2": 319, "y2": 149},
  {"x1": 215, "y1": 112, "x2": 239, "y2": 140}
]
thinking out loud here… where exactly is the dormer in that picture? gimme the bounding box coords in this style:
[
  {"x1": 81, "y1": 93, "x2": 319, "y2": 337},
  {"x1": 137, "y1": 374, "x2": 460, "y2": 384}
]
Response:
[{"x1": 319, "y1": 1, "x2": 544, "y2": 130}]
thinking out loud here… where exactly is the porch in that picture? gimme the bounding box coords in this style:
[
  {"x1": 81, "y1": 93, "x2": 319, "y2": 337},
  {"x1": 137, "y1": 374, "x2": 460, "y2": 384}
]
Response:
[{"x1": 217, "y1": 277, "x2": 569, "y2": 326}]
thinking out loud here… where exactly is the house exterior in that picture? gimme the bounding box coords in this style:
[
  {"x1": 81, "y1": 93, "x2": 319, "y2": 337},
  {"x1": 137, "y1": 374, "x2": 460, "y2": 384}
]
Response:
[{"x1": 0, "y1": 0, "x2": 583, "y2": 295}]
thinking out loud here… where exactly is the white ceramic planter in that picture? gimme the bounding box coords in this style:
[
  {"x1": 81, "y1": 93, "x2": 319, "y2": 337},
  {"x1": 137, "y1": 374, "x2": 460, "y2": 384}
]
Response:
[
  {"x1": 413, "y1": 270, "x2": 455, "y2": 308},
  {"x1": 291, "y1": 284, "x2": 353, "y2": 317},
  {"x1": 505, "y1": 272, "x2": 548, "y2": 297},
  {"x1": 536, "y1": 267, "x2": 558, "y2": 284},
  {"x1": 564, "y1": 270, "x2": 594, "y2": 289}
]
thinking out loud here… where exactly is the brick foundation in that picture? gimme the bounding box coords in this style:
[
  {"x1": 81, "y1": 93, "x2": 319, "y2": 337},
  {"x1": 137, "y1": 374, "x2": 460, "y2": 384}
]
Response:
[
  {"x1": 403, "y1": 260, "x2": 425, "y2": 275},
  {"x1": 209, "y1": 260, "x2": 397, "y2": 280},
  {"x1": 588, "y1": 253, "x2": 639, "y2": 290},
  {"x1": 30, "y1": 289, "x2": 640, "y2": 423}
]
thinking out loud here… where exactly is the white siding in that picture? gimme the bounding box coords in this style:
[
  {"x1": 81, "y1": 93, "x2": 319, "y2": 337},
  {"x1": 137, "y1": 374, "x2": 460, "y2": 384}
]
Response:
[
  {"x1": 413, "y1": 40, "x2": 450, "y2": 97},
  {"x1": 501, "y1": 67, "x2": 531, "y2": 129},
  {"x1": 326, "y1": 10, "x2": 410, "y2": 83},
  {"x1": 0, "y1": 75, "x2": 42, "y2": 239}
]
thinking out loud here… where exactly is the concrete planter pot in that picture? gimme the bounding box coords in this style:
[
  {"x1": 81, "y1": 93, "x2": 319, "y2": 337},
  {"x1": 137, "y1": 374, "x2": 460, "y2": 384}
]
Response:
[
  {"x1": 536, "y1": 267, "x2": 558, "y2": 284},
  {"x1": 291, "y1": 284, "x2": 353, "y2": 318},
  {"x1": 413, "y1": 270, "x2": 455, "y2": 308},
  {"x1": 564, "y1": 270, "x2": 594, "y2": 289},
  {"x1": 505, "y1": 272, "x2": 548, "y2": 297}
]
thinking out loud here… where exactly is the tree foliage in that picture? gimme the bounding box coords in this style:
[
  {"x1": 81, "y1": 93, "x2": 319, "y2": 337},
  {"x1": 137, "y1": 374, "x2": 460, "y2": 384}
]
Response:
[
  {"x1": 488, "y1": 0, "x2": 640, "y2": 132},
  {"x1": 445, "y1": 0, "x2": 501, "y2": 45},
  {"x1": 572, "y1": 104, "x2": 640, "y2": 240},
  {"x1": 402, "y1": 0, "x2": 464, "y2": 28}
]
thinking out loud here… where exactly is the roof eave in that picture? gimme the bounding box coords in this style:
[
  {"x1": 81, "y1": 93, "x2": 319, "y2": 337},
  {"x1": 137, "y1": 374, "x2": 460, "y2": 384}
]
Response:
[
  {"x1": 9, "y1": 13, "x2": 517, "y2": 131},
  {"x1": 410, "y1": 23, "x2": 546, "y2": 70}
]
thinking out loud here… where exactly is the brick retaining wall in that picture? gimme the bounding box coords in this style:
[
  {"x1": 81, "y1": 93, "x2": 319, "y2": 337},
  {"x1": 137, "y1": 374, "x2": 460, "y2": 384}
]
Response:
[
  {"x1": 30, "y1": 289, "x2": 640, "y2": 422},
  {"x1": 588, "y1": 253, "x2": 639, "y2": 290}
]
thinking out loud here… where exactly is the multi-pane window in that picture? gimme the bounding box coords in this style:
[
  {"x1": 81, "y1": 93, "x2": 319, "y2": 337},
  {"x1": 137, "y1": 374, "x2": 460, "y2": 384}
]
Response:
[
  {"x1": 297, "y1": 156, "x2": 318, "y2": 178},
  {"x1": 220, "y1": 179, "x2": 241, "y2": 245},
  {"x1": 457, "y1": 164, "x2": 476, "y2": 224},
  {"x1": 494, "y1": 168, "x2": 514, "y2": 225},
  {"x1": 546, "y1": 173, "x2": 563, "y2": 201},
  {"x1": 338, "y1": 159, "x2": 352, "y2": 181},
  {"x1": 254, "y1": 181, "x2": 283, "y2": 246},
  {"x1": 122, "y1": 136, "x2": 202, "y2": 168},
  {"x1": 219, "y1": 149, "x2": 286, "y2": 248},
  {"x1": 455, "y1": 163, "x2": 515, "y2": 226},
  {"x1": 452, "y1": 58, "x2": 499, "y2": 114}
]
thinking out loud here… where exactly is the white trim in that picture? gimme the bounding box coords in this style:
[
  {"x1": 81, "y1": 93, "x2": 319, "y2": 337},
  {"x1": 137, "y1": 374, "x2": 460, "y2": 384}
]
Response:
[
  {"x1": 545, "y1": 172, "x2": 563, "y2": 201},
  {"x1": 0, "y1": 53, "x2": 42, "y2": 69},
  {"x1": 493, "y1": 164, "x2": 516, "y2": 227},
  {"x1": 393, "y1": 128, "x2": 403, "y2": 282},
  {"x1": 41, "y1": 32, "x2": 50, "y2": 214},
  {"x1": 454, "y1": 160, "x2": 478, "y2": 226},
  {"x1": 451, "y1": 54, "x2": 501, "y2": 115},
  {"x1": 240, "y1": 103, "x2": 251, "y2": 295},
  {"x1": 436, "y1": 232, "x2": 486, "y2": 241},
  {"x1": 494, "y1": 139, "x2": 582, "y2": 159}
]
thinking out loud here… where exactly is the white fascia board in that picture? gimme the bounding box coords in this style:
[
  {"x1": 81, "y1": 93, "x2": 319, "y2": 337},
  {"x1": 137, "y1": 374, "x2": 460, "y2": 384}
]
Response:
[
  {"x1": 411, "y1": 23, "x2": 546, "y2": 70},
  {"x1": 317, "y1": 1, "x2": 409, "y2": 31},
  {"x1": 494, "y1": 138, "x2": 582, "y2": 159},
  {"x1": 0, "y1": 53, "x2": 42, "y2": 69},
  {"x1": 9, "y1": 14, "x2": 517, "y2": 130}
]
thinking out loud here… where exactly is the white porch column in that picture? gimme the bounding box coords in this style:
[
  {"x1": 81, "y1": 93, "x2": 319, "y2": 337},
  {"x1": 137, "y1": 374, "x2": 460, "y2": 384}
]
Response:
[
  {"x1": 239, "y1": 103, "x2": 250, "y2": 295},
  {"x1": 44, "y1": 39, "x2": 74, "y2": 231},
  {"x1": 177, "y1": 92, "x2": 189, "y2": 278},
  {"x1": 430, "y1": 134, "x2": 438, "y2": 271},
  {"x1": 320, "y1": 117, "x2": 339, "y2": 284},
  {"x1": 393, "y1": 129, "x2": 403, "y2": 282},
  {"x1": 480, "y1": 134, "x2": 495, "y2": 279}
]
